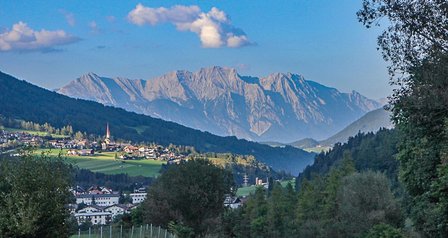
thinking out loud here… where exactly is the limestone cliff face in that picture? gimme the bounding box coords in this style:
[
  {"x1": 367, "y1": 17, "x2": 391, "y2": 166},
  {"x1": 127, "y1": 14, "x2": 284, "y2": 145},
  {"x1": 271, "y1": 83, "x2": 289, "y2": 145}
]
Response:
[{"x1": 58, "y1": 66, "x2": 381, "y2": 142}]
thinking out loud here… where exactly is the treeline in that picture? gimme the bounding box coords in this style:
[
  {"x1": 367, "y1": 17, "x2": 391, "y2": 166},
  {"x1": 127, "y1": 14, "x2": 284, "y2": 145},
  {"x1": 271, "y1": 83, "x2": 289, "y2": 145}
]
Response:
[
  {"x1": 74, "y1": 169, "x2": 153, "y2": 193},
  {"x1": 0, "y1": 116, "x2": 74, "y2": 136},
  {"x1": 223, "y1": 162, "x2": 404, "y2": 237},
  {"x1": 298, "y1": 128, "x2": 400, "y2": 189},
  {"x1": 195, "y1": 153, "x2": 292, "y2": 185},
  {"x1": 160, "y1": 152, "x2": 289, "y2": 186},
  {"x1": 0, "y1": 116, "x2": 92, "y2": 140},
  {"x1": 126, "y1": 151, "x2": 406, "y2": 237}
]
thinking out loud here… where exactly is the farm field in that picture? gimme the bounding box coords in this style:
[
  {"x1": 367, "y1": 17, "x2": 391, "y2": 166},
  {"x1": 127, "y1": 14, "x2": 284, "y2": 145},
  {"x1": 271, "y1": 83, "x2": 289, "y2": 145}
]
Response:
[{"x1": 35, "y1": 149, "x2": 164, "y2": 177}]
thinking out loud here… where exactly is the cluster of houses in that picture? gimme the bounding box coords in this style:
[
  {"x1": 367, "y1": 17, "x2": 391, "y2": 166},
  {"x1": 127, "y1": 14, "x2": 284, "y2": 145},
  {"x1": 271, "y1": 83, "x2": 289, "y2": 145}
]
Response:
[
  {"x1": 0, "y1": 130, "x2": 43, "y2": 150},
  {"x1": 120, "y1": 145, "x2": 187, "y2": 163},
  {"x1": 70, "y1": 185, "x2": 148, "y2": 225},
  {"x1": 0, "y1": 126, "x2": 187, "y2": 163},
  {"x1": 64, "y1": 143, "x2": 187, "y2": 163}
]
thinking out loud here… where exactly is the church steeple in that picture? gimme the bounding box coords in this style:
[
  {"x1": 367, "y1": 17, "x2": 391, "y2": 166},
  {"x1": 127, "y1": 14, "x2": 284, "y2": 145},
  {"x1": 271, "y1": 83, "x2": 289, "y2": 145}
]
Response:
[
  {"x1": 104, "y1": 123, "x2": 111, "y2": 145},
  {"x1": 106, "y1": 123, "x2": 110, "y2": 139}
]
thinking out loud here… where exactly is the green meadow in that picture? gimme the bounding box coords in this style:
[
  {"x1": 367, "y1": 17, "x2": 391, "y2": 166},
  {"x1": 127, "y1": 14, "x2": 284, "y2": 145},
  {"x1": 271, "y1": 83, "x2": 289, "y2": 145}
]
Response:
[{"x1": 35, "y1": 149, "x2": 164, "y2": 177}]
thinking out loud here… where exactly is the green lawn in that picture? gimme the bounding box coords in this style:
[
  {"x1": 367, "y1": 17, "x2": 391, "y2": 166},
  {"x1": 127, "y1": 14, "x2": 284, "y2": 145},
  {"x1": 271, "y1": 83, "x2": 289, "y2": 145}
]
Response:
[
  {"x1": 35, "y1": 149, "x2": 164, "y2": 177},
  {"x1": 5, "y1": 128, "x2": 69, "y2": 139},
  {"x1": 236, "y1": 185, "x2": 262, "y2": 197}
]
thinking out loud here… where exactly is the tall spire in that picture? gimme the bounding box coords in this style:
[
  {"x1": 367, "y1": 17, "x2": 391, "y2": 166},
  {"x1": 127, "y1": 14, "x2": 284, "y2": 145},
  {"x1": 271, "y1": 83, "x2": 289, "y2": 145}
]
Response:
[{"x1": 106, "y1": 123, "x2": 110, "y2": 139}]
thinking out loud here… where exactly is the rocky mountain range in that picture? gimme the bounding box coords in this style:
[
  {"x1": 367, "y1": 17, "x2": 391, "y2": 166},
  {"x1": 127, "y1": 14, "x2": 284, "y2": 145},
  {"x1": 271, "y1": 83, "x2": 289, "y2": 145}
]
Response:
[{"x1": 58, "y1": 66, "x2": 381, "y2": 143}]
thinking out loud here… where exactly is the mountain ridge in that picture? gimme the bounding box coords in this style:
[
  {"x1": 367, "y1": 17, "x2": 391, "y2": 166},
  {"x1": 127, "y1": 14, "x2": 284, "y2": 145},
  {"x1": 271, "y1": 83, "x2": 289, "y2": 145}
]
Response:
[{"x1": 58, "y1": 66, "x2": 381, "y2": 143}]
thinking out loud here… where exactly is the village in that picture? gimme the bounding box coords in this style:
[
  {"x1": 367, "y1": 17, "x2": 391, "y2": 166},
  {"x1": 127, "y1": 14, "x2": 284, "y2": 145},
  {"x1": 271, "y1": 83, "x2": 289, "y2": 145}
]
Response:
[
  {"x1": 0, "y1": 123, "x2": 188, "y2": 165},
  {"x1": 69, "y1": 185, "x2": 146, "y2": 226},
  {"x1": 0, "y1": 123, "x2": 272, "y2": 226}
]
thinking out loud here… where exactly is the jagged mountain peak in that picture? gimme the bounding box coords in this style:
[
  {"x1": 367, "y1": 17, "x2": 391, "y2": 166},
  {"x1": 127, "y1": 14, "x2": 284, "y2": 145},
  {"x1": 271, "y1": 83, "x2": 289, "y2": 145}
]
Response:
[
  {"x1": 79, "y1": 72, "x2": 102, "y2": 80},
  {"x1": 198, "y1": 66, "x2": 237, "y2": 75},
  {"x1": 195, "y1": 66, "x2": 239, "y2": 83},
  {"x1": 86, "y1": 71, "x2": 99, "y2": 77},
  {"x1": 261, "y1": 72, "x2": 307, "y2": 89},
  {"x1": 58, "y1": 68, "x2": 382, "y2": 142}
]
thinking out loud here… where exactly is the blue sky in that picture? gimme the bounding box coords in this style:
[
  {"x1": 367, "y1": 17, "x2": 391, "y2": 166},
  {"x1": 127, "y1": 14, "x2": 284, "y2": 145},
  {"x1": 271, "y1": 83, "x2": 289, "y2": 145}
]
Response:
[{"x1": 0, "y1": 0, "x2": 390, "y2": 99}]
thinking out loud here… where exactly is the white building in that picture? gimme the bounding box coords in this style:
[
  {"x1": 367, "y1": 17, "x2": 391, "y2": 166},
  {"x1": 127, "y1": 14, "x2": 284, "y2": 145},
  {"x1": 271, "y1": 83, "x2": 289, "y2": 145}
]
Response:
[
  {"x1": 76, "y1": 194, "x2": 120, "y2": 206},
  {"x1": 224, "y1": 196, "x2": 242, "y2": 209},
  {"x1": 130, "y1": 193, "x2": 147, "y2": 204},
  {"x1": 74, "y1": 204, "x2": 134, "y2": 224},
  {"x1": 77, "y1": 205, "x2": 103, "y2": 214},
  {"x1": 75, "y1": 212, "x2": 112, "y2": 225},
  {"x1": 104, "y1": 204, "x2": 133, "y2": 218}
]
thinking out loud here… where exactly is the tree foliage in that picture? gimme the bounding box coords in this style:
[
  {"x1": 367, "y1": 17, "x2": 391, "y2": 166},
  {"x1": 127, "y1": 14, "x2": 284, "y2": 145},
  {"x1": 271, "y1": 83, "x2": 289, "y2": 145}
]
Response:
[
  {"x1": 295, "y1": 158, "x2": 357, "y2": 237},
  {"x1": 298, "y1": 129, "x2": 400, "y2": 189},
  {"x1": 364, "y1": 223, "x2": 405, "y2": 238},
  {"x1": 74, "y1": 168, "x2": 153, "y2": 192},
  {"x1": 358, "y1": 1, "x2": 448, "y2": 236},
  {"x1": 0, "y1": 151, "x2": 73, "y2": 237},
  {"x1": 141, "y1": 159, "x2": 234, "y2": 237},
  {"x1": 392, "y1": 54, "x2": 448, "y2": 236},
  {"x1": 336, "y1": 172, "x2": 403, "y2": 237},
  {"x1": 226, "y1": 162, "x2": 403, "y2": 238},
  {"x1": 234, "y1": 183, "x2": 297, "y2": 238},
  {"x1": 357, "y1": 0, "x2": 448, "y2": 79}
]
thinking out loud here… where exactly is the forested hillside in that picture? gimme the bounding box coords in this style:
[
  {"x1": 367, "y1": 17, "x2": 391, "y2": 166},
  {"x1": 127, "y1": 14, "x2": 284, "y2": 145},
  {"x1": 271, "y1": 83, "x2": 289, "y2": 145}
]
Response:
[
  {"x1": 297, "y1": 128, "x2": 400, "y2": 187},
  {"x1": 0, "y1": 71, "x2": 314, "y2": 173},
  {"x1": 320, "y1": 108, "x2": 393, "y2": 146}
]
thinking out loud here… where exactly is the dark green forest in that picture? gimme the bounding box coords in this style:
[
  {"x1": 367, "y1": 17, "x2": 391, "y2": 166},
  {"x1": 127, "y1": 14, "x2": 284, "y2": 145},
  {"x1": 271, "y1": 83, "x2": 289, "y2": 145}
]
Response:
[
  {"x1": 298, "y1": 129, "x2": 400, "y2": 189},
  {"x1": 220, "y1": 130, "x2": 406, "y2": 238}
]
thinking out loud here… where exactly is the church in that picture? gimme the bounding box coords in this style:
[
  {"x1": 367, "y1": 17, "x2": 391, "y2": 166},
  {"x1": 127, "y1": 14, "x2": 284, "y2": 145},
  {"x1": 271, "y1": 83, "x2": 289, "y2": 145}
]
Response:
[{"x1": 101, "y1": 123, "x2": 115, "y2": 151}]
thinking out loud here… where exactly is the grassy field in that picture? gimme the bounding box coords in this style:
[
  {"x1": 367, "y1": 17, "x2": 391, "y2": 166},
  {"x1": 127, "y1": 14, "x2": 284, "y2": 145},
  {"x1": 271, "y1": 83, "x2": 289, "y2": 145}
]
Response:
[
  {"x1": 5, "y1": 128, "x2": 69, "y2": 139},
  {"x1": 35, "y1": 149, "x2": 164, "y2": 177},
  {"x1": 236, "y1": 179, "x2": 296, "y2": 197},
  {"x1": 236, "y1": 185, "x2": 261, "y2": 197}
]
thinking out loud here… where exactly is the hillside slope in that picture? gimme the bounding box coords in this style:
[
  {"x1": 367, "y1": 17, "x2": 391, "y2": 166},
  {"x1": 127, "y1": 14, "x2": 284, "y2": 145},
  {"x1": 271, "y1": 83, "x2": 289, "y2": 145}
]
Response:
[
  {"x1": 0, "y1": 71, "x2": 314, "y2": 174},
  {"x1": 297, "y1": 128, "x2": 400, "y2": 189},
  {"x1": 319, "y1": 108, "x2": 393, "y2": 146},
  {"x1": 58, "y1": 67, "x2": 381, "y2": 142}
]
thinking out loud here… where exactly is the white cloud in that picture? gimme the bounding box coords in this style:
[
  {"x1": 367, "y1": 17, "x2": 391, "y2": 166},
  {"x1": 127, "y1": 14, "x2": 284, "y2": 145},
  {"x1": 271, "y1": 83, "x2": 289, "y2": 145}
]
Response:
[
  {"x1": 128, "y1": 4, "x2": 253, "y2": 48},
  {"x1": 59, "y1": 9, "x2": 76, "y2": 26},
  {"x1": 0, "y1": 22, "x2": 80, "y2": 52}
]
